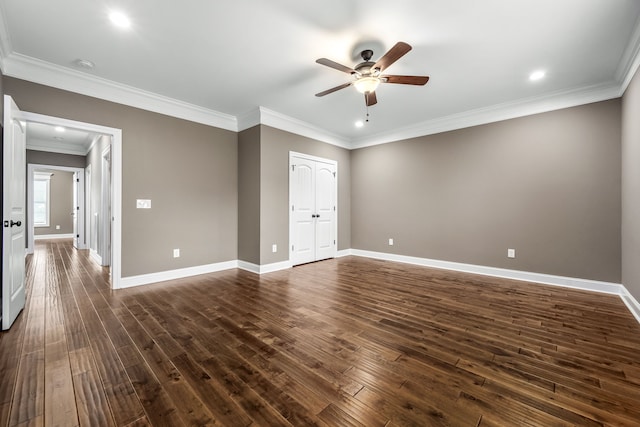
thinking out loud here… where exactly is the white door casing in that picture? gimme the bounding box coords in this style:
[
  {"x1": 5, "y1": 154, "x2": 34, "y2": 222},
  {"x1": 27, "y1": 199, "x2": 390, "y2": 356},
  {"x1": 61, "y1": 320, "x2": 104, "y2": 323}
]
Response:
[
  {"x1": 73, "y1": 172, "x2": 78, "y2": 248},
  {"x1": 2, "y1": 95, "x2": 27, "y2": 330},
  {"x1": 20, "y1": 111, "x2": 122, "y2": 289},
  {"x1": 289, "y1": 152, "x2": 337, "y2": 266}
]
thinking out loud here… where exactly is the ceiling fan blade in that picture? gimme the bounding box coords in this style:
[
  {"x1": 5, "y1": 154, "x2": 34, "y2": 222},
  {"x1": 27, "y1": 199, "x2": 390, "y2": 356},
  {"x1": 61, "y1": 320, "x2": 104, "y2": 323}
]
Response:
[
  {"x1": 365, "y1": 91, "x2": 377, "y2": 106},
  {"x1": 383, "y1": 75, "x2": 430, "y2": 85},
  {"x1": 315, "y1": 82, "x2": 352, "y2": 97},
  {"x1": 316, "y1": 58, "x2": 356, "y2": 74},
  {"x1": 373, "y1": 41, "x2": 412, "y2": 72}
]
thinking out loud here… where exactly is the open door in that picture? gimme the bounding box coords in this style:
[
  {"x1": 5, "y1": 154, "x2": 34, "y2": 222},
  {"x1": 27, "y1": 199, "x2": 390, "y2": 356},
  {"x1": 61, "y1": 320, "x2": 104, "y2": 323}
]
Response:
[{"x1": 2, "y1": 95, "x2": 27, "y2": 330}]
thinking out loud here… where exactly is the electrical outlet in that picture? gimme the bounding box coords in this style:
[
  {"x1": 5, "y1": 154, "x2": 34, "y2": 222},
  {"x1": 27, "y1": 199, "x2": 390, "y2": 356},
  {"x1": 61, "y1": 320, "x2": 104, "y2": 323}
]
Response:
[
  {"x1": 173, "y1": 248, "x2": 180, "y2": 258},
  {"x1": 388, "y1": 238, "x2": 394, "y2": 246},
  {"x1": 507, "y1": 248, "x2": 516, "y2": 258},
  {"x1": 272, "y1": 244, "x2": 277, "y2": 253},
  {"x1": 55, "y1": 225, "x2": 60, "y2": 230}
]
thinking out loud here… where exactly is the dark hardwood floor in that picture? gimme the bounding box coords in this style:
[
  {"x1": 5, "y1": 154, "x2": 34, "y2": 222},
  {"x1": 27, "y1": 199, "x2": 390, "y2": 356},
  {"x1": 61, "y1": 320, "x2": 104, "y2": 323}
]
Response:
[{"x1": 1, "y1": 240, "x2": 640, "y2": 426}]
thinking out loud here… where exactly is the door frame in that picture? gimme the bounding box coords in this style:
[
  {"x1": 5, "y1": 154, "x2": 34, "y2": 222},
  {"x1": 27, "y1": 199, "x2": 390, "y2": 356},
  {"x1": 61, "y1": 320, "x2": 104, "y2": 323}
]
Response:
[
  {"x1": 288, "y1": 151, "x2": 338, "y2": 265},
  {"x1": 21, "y1": 111, "x2": 123, "y2": 289},
  {"x1": 100, "y1": 144, "x2": 112, "y2": 267},
  {"x1": 26, "y1": 163, "x2": 85, "y2": 253}
]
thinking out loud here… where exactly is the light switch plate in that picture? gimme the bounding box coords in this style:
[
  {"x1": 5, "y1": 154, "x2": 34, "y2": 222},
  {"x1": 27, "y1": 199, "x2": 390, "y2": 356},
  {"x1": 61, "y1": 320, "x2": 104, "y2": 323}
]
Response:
[{"x1": 136, "y1": 199, "x2": 151, "y2": 209}]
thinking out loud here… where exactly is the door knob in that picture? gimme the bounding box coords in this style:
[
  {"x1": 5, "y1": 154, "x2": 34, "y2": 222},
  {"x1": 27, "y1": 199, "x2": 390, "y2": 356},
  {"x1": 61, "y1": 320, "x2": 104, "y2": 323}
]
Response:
[
  {"x1": 10, "y1": 220, "x2": 21, "y2": 227},
  {"x1": 311, "y1": 214, "x2": 317, "y2": 218}
]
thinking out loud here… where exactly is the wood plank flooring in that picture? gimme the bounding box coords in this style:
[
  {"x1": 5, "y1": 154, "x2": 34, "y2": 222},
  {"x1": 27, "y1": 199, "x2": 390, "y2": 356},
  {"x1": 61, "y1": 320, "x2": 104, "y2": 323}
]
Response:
[{"x1": 1, "y1": 239, "x2": 640, "y2": 426}]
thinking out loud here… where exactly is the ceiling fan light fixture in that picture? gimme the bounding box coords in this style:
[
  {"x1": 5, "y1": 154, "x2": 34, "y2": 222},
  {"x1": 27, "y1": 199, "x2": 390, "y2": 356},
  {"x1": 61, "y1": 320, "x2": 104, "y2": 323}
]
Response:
[{"x1": 354, "y1": 76, "x2": 381, "y2": 93}]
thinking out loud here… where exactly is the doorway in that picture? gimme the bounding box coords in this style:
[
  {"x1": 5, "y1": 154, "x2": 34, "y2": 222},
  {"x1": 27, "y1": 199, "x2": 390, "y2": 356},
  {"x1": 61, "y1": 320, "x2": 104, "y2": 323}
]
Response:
[
  {"x1": 20, "y1": 110, "x2": 123, "y2": 289},
  {"x1": 289, "y1": 151, "x2": 337, "y2": 266},
  {"x1": 26, "y1": 164, "x2": 85, "y2": 254}
]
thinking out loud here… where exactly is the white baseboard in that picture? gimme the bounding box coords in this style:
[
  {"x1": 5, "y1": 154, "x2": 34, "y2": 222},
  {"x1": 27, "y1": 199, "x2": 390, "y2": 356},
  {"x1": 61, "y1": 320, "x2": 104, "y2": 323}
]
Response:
[
  {"x1": 34, "y1": 233, "x2": 74, "y2": 240},
  {"x1": 109, "y1": 248, "x2": 640, "y2": 326},
  {"x1": 336, "y1": 249, "x2": 353, "y2": 258},
  {"x1": 351, "y1": 249, "x2": 623, "y2": 294},
  {"x1": 119, "y1": 260, "x2": 239, "y2": 289},
  {"x1": 621, "y1": 286, "x2": 640, "y2": 324},
  {"x1": 89, "y1": 249, "x2": 102, "y2": 266},
  {"x1": 238, "y1": 260, "x2": 292, "y2": 274}
]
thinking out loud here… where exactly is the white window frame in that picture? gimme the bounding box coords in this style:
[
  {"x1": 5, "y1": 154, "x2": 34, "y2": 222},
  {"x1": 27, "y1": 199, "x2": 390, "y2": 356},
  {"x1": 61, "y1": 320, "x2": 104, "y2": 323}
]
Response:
[{"x1": 33, "y1": 172, "x2": 53, "y2": 227}]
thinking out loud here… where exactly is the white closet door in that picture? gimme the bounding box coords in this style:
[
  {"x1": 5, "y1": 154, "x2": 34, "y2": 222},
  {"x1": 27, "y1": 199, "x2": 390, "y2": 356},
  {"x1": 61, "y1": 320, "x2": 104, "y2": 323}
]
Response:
[
  {"x1": 314, "y1": 162, "x2": 336, "y2": 261},
  {"x1": 290, "y1": 153, "x2": 337, "y2": 266},
  {"x1": 291, "y1": 157, "x2": 316, "y2": 265}
]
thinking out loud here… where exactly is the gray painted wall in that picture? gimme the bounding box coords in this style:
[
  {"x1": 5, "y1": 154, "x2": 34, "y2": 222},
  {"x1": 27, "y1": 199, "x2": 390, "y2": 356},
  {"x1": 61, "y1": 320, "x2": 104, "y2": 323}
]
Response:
[
  {"x1": 352, "y1": 100, "x2": 621, "y2": 283},
  {"x1": 27, "y1": 150, "x2": 86, "y2": 168},
  {"x1": 5, "y1": 77, "x2": 238, "y2": 277},
  {"x1": 238, "y1": 126, "x2": 261, "y2": 264},
  {"x1": 622, "y1": 67, "x2": 640, "y2": 301},
  {"x1": 34, "y1": 170, "x2": 73, "y2": 235},
  {"x1": 259, "y1": 125, "x2": 351, "y2": 264}
]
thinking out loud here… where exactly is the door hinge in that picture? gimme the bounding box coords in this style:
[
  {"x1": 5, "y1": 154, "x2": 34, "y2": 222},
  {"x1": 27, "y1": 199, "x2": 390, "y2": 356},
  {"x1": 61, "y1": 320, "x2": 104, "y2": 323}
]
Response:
[
  {"x1": 77, "y1": 206, "x2": 80, "y2": 210},
  {"x1": 291, "y1": 245, "x2": 294, "y2": 251},
  {"x1": 76, "y1": 178, "x2": 80, "y2": 182},
  {"x1": 334, "y1": 240, "x2": 336, "y2": 245},
  {"x1": 291, "y1": 165, "x2": 295, "y2": 171},
  {"x1": 333, "y1": 206, "x2": 336, "y2": 211},
  {"x1": 333, "y1": 172, "x2": 336, "y2": 177},
  {"x1": 292, "y1": 205, "x2": 294, "y2": 212},
  {"x1": 76, "y1": 234, "x2": 80, "y2": 238}
]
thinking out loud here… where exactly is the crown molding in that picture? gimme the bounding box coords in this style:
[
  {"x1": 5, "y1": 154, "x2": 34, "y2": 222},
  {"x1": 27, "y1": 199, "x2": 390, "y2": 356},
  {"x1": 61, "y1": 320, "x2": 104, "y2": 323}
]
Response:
[
  {"x1": 0, "y1": 4, "x2": 10, "y2": 74},
  {"x1": 350, "y1": 81, "x2": 621, "y2": 149},
  {"x1": 0, "y1": 38, "x2": 637, "y2": 151},
  {"x1": 258, "y1": 107, "x2": 351, "y2": 149},
  {"x1": 2, "y1": 53, "x2": 238, "y2": 131},
  {"x1": 237, "y1": 106, "x2": 351, "y2": 149},
  {"x1": 237, "y1": 108, "x2": 262, "y2": 132},
  {"x1": 617, "y1": 14, "x2": 640, "y2": 95}
]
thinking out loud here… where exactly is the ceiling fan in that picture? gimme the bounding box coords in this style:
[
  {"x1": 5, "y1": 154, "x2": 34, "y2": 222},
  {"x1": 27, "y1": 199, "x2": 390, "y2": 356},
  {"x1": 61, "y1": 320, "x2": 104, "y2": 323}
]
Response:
[{"x1": 315, "y1": 41, "x2": 429, "y2": 106}]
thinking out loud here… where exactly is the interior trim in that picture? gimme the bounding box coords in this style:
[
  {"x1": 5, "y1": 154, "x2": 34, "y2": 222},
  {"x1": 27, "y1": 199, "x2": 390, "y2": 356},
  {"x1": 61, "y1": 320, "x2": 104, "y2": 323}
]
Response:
[
  {"x1": 34, "y1": 233, "x2": 74, "y2": 240},
  {"x1": 350, "y1": 249, "x2": 623, "y2": 294},
  {"x1": 2, "y1": 52, "x2": 238, "y2": 131},
  {"x1": 119, "y1": 260, "x2": 239, "y2": 289}
]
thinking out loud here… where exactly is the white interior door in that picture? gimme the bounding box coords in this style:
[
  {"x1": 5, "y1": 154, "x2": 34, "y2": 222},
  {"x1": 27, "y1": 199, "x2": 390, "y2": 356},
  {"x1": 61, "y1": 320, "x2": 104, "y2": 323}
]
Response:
[
  {"x1": 2, "y1": 95, "x2": 27, "y2": 330},
  {"x1": 314, "y1": 162, "x2": 336, "y2": 261},
  {"x1": 291, "y1": 157, "x2": 316, "y2": 265},
  {"x1": 290, "y1": 153, "x2": 337, "y2": 266},
  {"x1": 73, "y1": 171, "x2": 79, "y2": 248}
]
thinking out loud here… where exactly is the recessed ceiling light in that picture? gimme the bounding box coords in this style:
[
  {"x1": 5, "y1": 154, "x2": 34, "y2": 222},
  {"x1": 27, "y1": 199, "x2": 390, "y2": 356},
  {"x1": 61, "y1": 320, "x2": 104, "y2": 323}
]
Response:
[
  {"x1": 109, "y1": 11, "x2": 131, "y2": 28},
  {"x1": 74, "y1": 59, "x2": 95, "y2": 69},
  {"x1": 355, "y1": 120, "x2": 364, "y2": 128},
  {"x1": 54, "y1": 126, "x2": 65, "y2": 132},
  {"x1": 529, "y1": 70, "x2": 546, "y2": 81}
]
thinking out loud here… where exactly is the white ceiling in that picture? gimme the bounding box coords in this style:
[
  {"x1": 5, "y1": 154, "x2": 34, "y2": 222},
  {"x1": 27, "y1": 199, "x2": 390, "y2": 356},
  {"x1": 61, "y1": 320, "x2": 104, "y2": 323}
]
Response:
[
  {"x1": 26, "y1": 122, "x2": 98, "y2": 155},
  {"x1": 1, "y1": 0, "x2": 640, "y2": 148}
]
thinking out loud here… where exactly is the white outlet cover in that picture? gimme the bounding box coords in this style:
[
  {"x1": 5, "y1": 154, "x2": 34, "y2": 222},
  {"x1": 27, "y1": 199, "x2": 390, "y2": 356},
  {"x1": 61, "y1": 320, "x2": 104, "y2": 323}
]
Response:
[
  {"x1": 272, "y1": 244, "x2": 277, "y2": 253},
  {"x1": 388, "y1": 238, "x2": 394, "y2": 246},
  {"x1": 173, "y1": 248, "x2": 180, "y2": 258},
  {"x1": 507, "y1": 248, "x2": 516, "y2": 258},
  {"x1": 136, "y1": 199, "x2": 151, "y2": 209}
]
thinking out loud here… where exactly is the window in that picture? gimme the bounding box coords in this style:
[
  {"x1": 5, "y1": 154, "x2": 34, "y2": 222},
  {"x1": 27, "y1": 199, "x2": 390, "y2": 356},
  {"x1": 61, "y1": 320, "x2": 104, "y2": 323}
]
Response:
[{"x1": 33, "y1": 172, "x2": 52, "y2": 227}]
